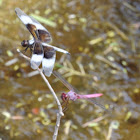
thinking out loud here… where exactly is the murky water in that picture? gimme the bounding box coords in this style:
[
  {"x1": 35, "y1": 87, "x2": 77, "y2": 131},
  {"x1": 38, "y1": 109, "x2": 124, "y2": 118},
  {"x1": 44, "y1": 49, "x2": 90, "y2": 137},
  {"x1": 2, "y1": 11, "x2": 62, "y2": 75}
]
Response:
[{"x1": 0, "y1": 0, "x2": 140, "y2": 140}]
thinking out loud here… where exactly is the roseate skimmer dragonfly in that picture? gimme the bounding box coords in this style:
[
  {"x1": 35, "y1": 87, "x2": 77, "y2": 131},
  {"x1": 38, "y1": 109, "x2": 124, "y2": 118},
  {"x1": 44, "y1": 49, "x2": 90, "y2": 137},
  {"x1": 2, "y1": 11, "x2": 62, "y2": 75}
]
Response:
[{"x1": 53, "y1": 71, "x2": 108, "y2": 112}]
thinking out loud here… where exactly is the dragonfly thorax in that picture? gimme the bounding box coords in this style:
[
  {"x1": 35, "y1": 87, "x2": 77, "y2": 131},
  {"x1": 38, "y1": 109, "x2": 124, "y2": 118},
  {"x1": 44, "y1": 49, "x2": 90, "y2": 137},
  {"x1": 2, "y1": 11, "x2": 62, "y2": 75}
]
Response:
[{"x1": 67, "y1": 91, "x2": 78, "y2": 101}]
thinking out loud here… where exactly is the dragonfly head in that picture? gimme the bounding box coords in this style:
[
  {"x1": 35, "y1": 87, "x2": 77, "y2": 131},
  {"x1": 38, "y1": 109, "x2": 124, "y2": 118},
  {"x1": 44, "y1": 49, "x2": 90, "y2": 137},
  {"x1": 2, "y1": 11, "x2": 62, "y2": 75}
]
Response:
[
  {"x1": 21, "y1": 40, "x2": 29, "y2": 47},
  {"x1": 61, "y1": 93, "x2": 68, "y2": 101}
]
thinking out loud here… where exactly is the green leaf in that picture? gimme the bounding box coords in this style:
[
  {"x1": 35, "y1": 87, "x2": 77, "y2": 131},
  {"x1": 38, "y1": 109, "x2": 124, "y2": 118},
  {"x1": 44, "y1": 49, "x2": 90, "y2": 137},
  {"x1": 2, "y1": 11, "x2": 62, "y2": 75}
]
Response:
[
  {"x1": 30, "y1": 14, "x2": 57, "y2": 28},
  {"x1": 7, "y1": 50, "x2": 13, "y2": 57},
  {"x1": 88, "y1": 122, "x2": 98, "y2": 127},
  {"x1": 124, "y1": 111, "x2": 132, "y2": 121},
  {"x1": 55, "y1": 63, "x2": 64, "y2": 68},
  {"x1": 0, "y1": 0, "x2": 3, "y2": 6}
]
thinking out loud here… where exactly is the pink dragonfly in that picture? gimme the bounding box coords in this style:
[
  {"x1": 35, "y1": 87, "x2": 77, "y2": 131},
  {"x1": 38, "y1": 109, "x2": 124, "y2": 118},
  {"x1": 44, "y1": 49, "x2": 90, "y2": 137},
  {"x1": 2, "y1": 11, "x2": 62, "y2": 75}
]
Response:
[{"x1": 53, "y1": 71, "x2": 108, "y2": 112}]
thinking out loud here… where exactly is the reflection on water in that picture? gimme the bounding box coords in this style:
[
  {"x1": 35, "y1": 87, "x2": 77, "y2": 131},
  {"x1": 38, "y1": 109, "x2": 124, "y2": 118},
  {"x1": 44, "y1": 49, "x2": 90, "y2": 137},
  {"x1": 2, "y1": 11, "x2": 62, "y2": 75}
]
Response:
[{"x1": 0, "y1": 0, "x2": 140, "y2": 140}]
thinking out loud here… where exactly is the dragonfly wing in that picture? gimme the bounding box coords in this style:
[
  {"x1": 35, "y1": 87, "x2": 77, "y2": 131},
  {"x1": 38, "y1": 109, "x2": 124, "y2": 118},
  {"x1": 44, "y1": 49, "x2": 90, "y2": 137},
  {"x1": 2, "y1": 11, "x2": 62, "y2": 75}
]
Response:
[
  {"x1": 42, "y1": 47, "x2": 56, "y2": 77},
  {"x1": 15, "y1": 8, "x2": 38, "y2": 39},
  {"x1": 30, "y1": 54, "x2": 43, "y2": 69},
  {"x1": 42, "y1": 43, "x2": 70, "y2": 54},
  {"x1": 29, "y1": 16, "x2": 52, "y2": 43},
  {"x1": 15, "y1": 8, "x2": 52, "y2": 43},
  {"x1": 15, "y1": 8, "x2": 33, "y2": 25},
  {"x1": 87, "y1": 98, "x2": 109, "y2": 112},
  {"x1": 53, "y1": 71, "x2": 77, "y2": 92}
]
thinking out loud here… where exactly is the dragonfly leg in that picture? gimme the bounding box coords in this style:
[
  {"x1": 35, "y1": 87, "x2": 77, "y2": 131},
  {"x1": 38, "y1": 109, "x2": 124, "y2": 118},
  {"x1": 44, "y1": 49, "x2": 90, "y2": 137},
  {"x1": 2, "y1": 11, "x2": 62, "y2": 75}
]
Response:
[
  {"x1": 61, "y1": 101, "x2": 66, "y2": 106},
  {"x1": 21, "y1": 48, "x2": 27, "y2": 54},
  {"x1": 61, "y1": 98, "x2": 67, "y2": 112},
  {"x1": 61, "y1": 94, "x2": 68, "y2": 106},
  {"x1": 30, "y1": 45, "x2": 33, "y2": 52},
  {"x1": 62, "y1": 97, "x2": 70, "y2": 112},
  {"x1": 29, "y1": 47, "x2": 33, "y2": 57},
  {"x1": 63, "y1": 106, "x2": 68, "y2": 112},
  {"x1": 21, "y1": 45, "x2": 30, "y2": 55},
  {"x1": 24, "y1": 45, "x2": 30, "y2": 52}
]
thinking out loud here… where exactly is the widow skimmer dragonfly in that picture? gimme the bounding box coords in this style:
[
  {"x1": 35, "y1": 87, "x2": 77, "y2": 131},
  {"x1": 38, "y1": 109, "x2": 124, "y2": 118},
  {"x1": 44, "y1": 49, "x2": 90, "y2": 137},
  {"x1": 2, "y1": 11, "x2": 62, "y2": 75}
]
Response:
[{"x1": 15, "y1": 8, "x2": 69, "y2": 77}]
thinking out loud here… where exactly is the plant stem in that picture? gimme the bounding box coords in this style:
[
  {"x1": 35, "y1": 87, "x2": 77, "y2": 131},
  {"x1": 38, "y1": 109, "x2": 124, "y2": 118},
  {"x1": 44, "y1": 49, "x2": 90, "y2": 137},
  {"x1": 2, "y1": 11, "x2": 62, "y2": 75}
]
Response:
[{"x1": 17, "y1": 49, "x2": 64, "y2": 140}]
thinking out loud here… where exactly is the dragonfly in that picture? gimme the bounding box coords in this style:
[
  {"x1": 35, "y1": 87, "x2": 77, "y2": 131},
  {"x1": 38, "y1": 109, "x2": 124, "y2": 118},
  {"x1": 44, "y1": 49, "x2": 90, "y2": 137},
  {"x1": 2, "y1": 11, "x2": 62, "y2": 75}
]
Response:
[
  {"x1": 15, "y1": 8, "x2": 69, "y2": 77},
  {"x1": 53, "y1": 71, "x2": 108, "y2": 112}
]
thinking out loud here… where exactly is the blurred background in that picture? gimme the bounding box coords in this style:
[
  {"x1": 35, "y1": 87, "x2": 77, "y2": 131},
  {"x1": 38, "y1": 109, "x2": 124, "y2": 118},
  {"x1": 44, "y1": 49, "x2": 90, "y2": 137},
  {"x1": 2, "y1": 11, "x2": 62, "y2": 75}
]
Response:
[{"x1": 0, "y1": 0, "x2": 140, "y2": 140}]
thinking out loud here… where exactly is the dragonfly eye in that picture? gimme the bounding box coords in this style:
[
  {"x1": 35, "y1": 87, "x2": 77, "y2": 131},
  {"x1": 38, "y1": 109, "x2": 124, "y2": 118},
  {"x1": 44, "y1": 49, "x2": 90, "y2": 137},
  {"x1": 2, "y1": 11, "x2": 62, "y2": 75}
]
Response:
[
  {"x1": 21, "y1": 40, "x2": 28, "y2": 47},
  {"x1": 61, "y1": 93, "x2": 67, "y2": 101}
]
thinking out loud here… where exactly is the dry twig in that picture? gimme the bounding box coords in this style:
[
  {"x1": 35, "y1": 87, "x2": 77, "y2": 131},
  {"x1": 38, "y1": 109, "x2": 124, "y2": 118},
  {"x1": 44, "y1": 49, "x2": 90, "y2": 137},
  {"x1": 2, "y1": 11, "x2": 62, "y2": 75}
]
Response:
[{"x1": 17, "y1": 49, "x2": 64, "y2": 140}]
